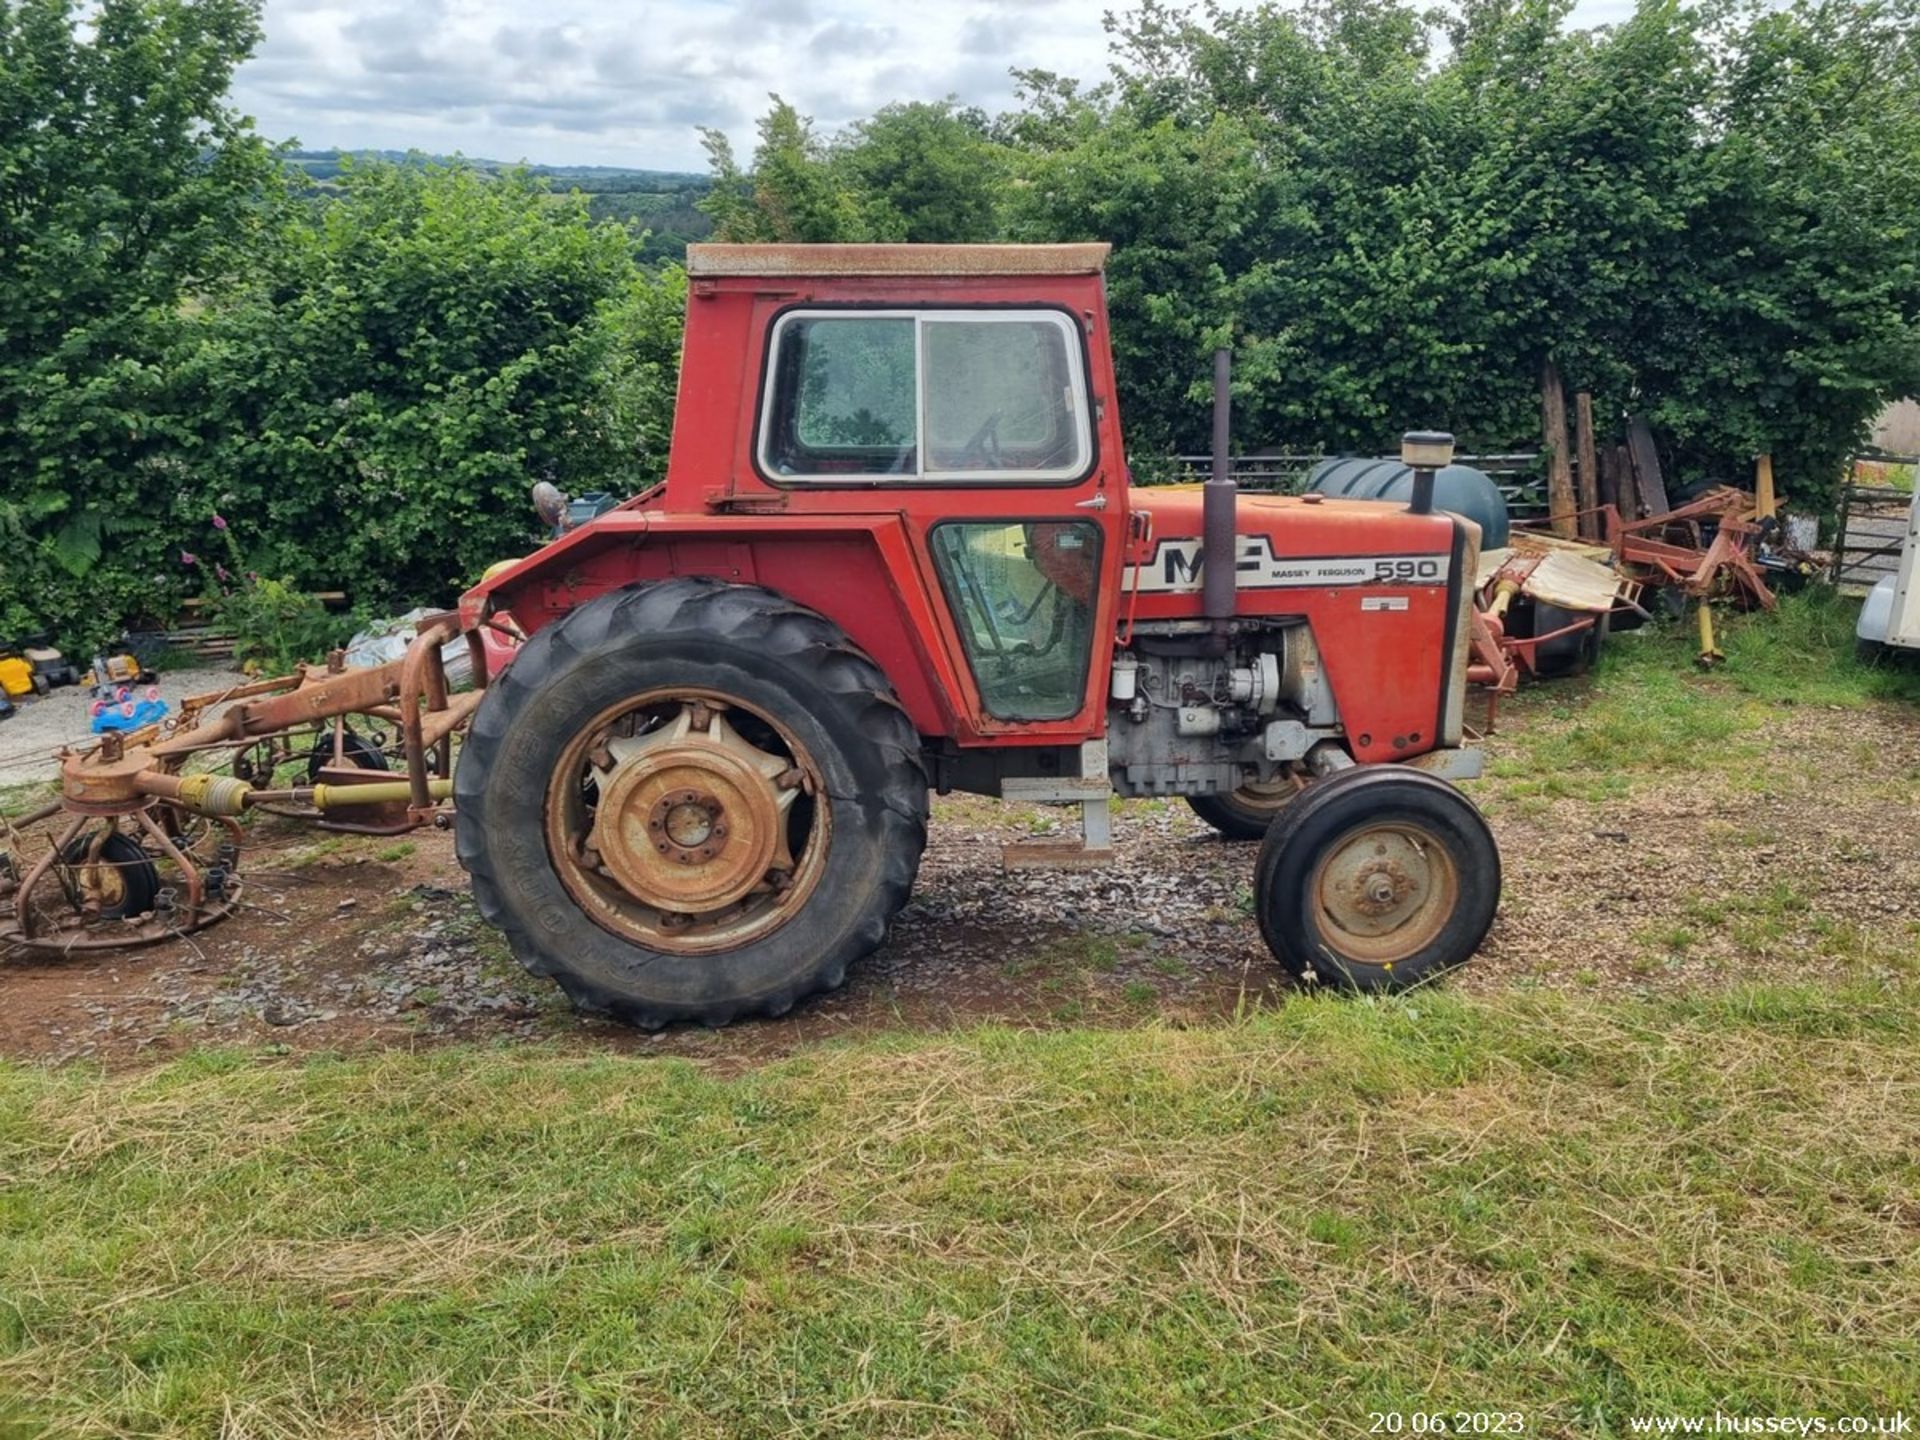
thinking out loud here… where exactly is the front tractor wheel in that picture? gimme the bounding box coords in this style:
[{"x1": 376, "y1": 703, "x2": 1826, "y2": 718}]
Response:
[
  {"x1": 455, "y1": 579, "x2": 928, "y2": 1029},
  {"x1": 1253, "y1": 765, "x2": 1499, "y2": 993}
]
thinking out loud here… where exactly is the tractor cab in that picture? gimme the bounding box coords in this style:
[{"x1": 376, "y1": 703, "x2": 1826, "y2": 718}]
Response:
[{"x1": 457, "y1": 244, "x2": 1499, "y2": 1029}]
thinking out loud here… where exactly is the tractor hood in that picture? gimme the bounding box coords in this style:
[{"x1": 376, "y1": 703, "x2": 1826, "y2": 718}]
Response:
[{"x1": 1124, "y1": 485, "x2": 1476, "y2": 614}]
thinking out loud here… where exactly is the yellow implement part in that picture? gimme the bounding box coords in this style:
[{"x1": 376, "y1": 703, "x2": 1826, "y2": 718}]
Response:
[
  {"x1": 1696, "y1": 602, "x2": 1725, "y2": 668},
  {"x1": 1487, "y1": 577, "x2": 1521, "y2": 620},
  {"x1": 310, "y1": 778, "x2": 453, "y2": 809}
]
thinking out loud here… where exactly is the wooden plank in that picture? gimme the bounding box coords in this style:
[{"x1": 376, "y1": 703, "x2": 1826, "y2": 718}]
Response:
[
  {"x1": 1600, "y1": 442, "x2": 1632, "y2": 518},
  {"x1": 1625, "y1": 416, "x2": 1670, "y2": 515},
  {"x1": 1540, "y1": 359, "x2": 1576, "y2": 539},
  {"x1": 1573, "y1": 390, "x2": 1600, "y2": 540}
]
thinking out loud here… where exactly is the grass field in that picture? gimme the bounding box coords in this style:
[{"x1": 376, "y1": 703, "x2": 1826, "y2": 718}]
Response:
[
  {"x1": 2, "y1": 593, "x2": 1918, "y2": 1437},
  {"x1": 3, "y1": 986, "x2": 1918, "y2": 1437}
]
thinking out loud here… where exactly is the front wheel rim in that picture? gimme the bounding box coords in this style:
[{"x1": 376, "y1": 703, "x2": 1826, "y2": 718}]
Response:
[
  {"x1": 545, "y1": 689, "x2": 829, "y2": 955},
  {"x1": 1308, "y1": 820, "x2": 1460, "y2": 965}
]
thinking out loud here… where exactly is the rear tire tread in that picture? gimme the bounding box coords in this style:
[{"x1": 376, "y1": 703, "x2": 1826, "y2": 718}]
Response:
[{"x1": 456, "y1": 577, "x2": 927, "y2": 1029}]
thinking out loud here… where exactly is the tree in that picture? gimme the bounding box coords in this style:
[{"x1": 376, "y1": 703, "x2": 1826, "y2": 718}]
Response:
[
  {"x1": 0, "y1": 0, "x2": 279, "y2": 645},
  {"x1": 1006, "y1": 0, "x2": 1920, "y2": 490},
  {"x1": 177, "y1": 162, "x2": 684, "y2": 607},
  {"x1": 1633, "y1": 0, "x2": 1920, "y2": 498},
  {"x1": 699, "y1": 97, "x2": 868, "y2": 242},
  {"x1": 839, "y1": 101, "x2": 1006, "y2": 243}
]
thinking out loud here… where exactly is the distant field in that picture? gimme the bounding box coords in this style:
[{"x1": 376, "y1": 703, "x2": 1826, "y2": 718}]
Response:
[{"x1": 283, "y1": 149, "x2": 713, "y2": 264}]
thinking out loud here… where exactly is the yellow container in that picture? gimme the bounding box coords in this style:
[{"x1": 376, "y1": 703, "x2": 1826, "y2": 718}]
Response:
[{"x1": 0, "y1": 657, "x2": 33, "y2": 697}]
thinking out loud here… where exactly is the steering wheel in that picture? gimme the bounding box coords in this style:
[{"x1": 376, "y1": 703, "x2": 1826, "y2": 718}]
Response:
[{"x1": 959, "y1": 410, "x2": 1003, "y2": 469}]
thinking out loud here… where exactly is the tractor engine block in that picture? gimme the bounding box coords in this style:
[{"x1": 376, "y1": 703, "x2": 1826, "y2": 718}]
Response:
[{"x1": 1105, "y1": 624, "x2": 1343, "y2": 798}]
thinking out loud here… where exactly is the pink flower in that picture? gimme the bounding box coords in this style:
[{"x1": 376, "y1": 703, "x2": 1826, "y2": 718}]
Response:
[
  {"x1": 215, "y1": 564, "x2": 231, "y2": 582},
  {"x1": 180, "y1": 550, "x2": 198, "y2": 566},
  {"x1": 212, "y1": 514, "x2": 228, "y2": 531}
]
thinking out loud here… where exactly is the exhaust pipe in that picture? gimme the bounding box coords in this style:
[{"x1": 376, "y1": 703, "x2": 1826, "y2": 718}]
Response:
[{"x1": 1204, "y1": 347, "x2": 1236, "y2": 647}]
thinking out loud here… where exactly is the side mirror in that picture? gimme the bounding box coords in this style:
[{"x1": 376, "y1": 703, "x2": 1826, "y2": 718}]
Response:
[{"x1": 532, "y1": 481, "x2": 570, "y2": 534}]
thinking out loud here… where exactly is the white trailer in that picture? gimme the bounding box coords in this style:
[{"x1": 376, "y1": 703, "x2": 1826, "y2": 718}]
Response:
[{"x1": 1857, "y1": 485, "x2": 1920, "y2": 654}]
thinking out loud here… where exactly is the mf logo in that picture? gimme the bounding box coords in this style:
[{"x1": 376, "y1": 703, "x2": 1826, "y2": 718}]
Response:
[{"x1": 1125, "y1": 535, "x2": 1449, "y2": 594}]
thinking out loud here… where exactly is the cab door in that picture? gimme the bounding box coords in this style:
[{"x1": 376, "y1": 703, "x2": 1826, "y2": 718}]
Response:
[{"x1": 754, "y1": 302, "x2": 1124, "y2": 739}]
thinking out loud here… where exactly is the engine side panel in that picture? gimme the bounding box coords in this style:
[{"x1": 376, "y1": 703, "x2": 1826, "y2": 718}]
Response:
[{"x1": 1126, "y1": 489, "x2": 1472, "y2": 766}]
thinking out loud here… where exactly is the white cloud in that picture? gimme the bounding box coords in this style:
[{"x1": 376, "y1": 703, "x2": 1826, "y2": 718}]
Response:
[{"x1": 233, "y1": 0, "x2": 1642, "y2": 171}]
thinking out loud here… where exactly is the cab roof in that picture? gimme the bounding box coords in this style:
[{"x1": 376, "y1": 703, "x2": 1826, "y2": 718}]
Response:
[{"x1": 684, "y1": 243, "x2": 1111, "y2": 278}]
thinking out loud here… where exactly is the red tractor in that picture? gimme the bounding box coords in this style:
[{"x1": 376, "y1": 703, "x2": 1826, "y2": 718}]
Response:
[{"x1": 454, "y1": 243, "x2": 1500, "y2": 1027}]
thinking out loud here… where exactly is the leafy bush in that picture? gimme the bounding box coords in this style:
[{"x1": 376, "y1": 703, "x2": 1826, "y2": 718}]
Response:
[
  {"x1": 180, "y1": 515, "x2": 350, "y2": 673},
  {"x1": 0, "y1": 0, "x2": 280, "y2": 650},
  {"x1": 211, "y1": 578, "x2": 347, "y2": 675},
  {"x1": 175, "y1": 160, "x2": 684, "y2": 613},
  {"x1": 0, "y1": 0, "x2": 683, "y2": 654},
  {"x1": 717, "y1": 0, "x2": 1920, "y2": 501}
]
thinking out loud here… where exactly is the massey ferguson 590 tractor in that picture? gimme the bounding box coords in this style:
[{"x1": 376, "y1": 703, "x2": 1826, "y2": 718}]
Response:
[
  {"x1": 5, "y1": 242, "x2": 1497, "y2": 1025},
  {"x1": 451, "y1": 243, "x2": 1500, "y2": 1027}
]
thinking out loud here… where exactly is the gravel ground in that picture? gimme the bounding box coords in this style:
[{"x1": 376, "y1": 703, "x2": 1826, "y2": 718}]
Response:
[
  {"x1": 0, "y1": 665, "x2": 244, "y2": 786},
  {"x1": 2, "y1": 679, "x2": 1917, "y2": 1067}
]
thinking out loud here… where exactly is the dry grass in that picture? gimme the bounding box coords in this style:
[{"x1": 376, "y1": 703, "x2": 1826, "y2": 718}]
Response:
[{"x1": 3, "y1": 985, "x2": 1919, "y2": 1437}]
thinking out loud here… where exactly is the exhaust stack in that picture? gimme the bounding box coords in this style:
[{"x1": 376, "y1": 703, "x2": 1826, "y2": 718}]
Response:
[
  {"x1": 1204, "y1": 347, "x2": 1236, "y2": 646},
  {"x1": 1400, "y1": 430, "x2": 1455, "y2": 516}
]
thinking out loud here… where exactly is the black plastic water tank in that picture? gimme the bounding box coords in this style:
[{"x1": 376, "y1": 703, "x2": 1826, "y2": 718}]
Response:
[{"x1": 1307, "y1": 457, "x2": 1510, "y2": 549}]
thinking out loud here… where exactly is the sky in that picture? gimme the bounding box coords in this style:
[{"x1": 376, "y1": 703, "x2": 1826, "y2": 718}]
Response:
[{"x1": 232, "y1": 0, "x2": 1637, "y2": 173}]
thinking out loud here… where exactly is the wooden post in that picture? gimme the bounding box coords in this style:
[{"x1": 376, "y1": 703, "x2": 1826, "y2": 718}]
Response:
[
  {"x1": 1573, "y1": 390, "x2": 1600, "y2": 541},
  {"x1": 1540, "y1": 359, "x2": 1576, "y2": 539},
  {"x1": 1625, "y1": 416, "x2": 1669, "y2": 515},
  {"x1": 1602, "y1": 443, "x2": 1633, "y2": 527},
  {"x1": 1754, "y1": 452, "x2": 1777, "y2": 519}
]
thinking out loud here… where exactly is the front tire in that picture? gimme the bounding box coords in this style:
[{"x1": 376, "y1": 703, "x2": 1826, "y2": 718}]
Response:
[
  {"x1": 455, "y1": 578, "x2": 929, "y2": 1028},
  {"x1": 1254, "y1": 765, "x2": 1499, "y2": 993}
]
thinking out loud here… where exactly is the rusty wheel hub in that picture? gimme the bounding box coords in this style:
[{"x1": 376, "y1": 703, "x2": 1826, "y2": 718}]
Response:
[
  {"x1": 549, "y1": 693, "x2": 824, "y2": 954},
  {"x1": 1311, "y1": 822, "x2": 1458, "y2": 963},
  {"x1": 1236, "y1": 774, "x2": 1303, "y2": 811},
  {"x1": 71, "y1": 854, "x2": 128, "y2": 911},
  {"x1": 590, "y1": 707, "x2": 796, "y2": 915}
]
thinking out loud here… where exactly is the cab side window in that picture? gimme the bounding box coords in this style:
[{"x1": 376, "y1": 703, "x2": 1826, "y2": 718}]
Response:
[
  {"x1": 760, "y1": 310, "x2": 1091, "y2": 482},
  {"x1": 766, "y1": 317, "x2": 917, "y2": 476}
]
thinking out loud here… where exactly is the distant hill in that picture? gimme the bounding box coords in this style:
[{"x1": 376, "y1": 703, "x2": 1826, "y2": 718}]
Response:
[{"x1": 283, "y1": 149, "x2": 712, "y2": 264}]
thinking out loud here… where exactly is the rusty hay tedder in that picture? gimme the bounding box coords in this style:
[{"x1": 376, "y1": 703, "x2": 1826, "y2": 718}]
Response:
[
  {"x1": 0, "y1": 618, "x2": 480, "y2": 955},
  {"x1": 3, "y1": 242, "x2": 1522, "y2": 1028}
]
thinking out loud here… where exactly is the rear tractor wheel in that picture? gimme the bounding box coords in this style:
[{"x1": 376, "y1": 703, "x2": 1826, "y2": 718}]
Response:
[
  {"x1": 1185, "y1": 774, "x2": 1304, "y2": 841},
  {"x1": 1253, "y1": 765, "x2": 1499, "y2": 993},
  {"x1": 455, "y1": 579, "x2": 929, "y2": 1029}
]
